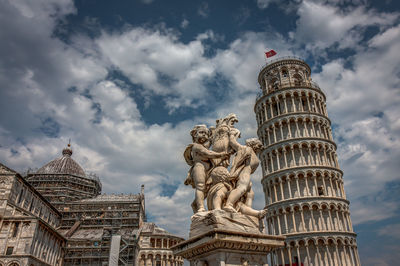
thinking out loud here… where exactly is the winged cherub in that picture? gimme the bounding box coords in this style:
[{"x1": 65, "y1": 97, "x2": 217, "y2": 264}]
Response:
[{"x1": 184, "y1": 125, "x2": 229, "y2": 213}]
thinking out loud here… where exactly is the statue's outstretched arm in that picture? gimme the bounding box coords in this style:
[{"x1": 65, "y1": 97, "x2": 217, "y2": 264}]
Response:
[
  {"x1": 229, "y1": 132, "x2": 243, "y2": 152},
  {"x1": 196, "y1": 145, "x2": 228, "y2": 159}
]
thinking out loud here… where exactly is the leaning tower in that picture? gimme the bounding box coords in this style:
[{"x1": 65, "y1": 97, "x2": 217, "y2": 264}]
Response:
[{"x1": 255, "y1": 57, "x2": 361, "y2": 265}]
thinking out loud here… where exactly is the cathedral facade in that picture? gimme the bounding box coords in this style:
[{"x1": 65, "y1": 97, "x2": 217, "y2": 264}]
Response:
[
  {"x1": 0, "y1": 145, "x2": 183, "y2": 266},
  {"x1": 255, "y1": 57, "x2": 360, "y2": 265}
]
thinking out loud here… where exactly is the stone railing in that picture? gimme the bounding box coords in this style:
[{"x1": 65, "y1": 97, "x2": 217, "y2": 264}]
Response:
[{"x1": 256, "y1": 81, "x2": 322, "y2": 101}]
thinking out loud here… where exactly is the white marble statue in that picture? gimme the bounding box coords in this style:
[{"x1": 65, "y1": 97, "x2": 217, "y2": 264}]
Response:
[
  {"x1": 184, "y1": 114, "x2": 267, "y2": 219},
  {"x1": 184, "y1": 125, "x2": 229, "y2": 213}
]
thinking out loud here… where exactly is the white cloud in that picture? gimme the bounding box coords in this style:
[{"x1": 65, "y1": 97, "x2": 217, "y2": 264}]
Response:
[
  {"x1": 256, "y1": 0, "x2": 275, "y2": 9},
  {"x1": 198, "y1": 2, "x2": 209, "y2": 18},
  {"x1": 378, "y1": 224, "x2": 400, "y2": 239},
  {"x1": 181, "y1": 18, "x2": 189, "y2": 29},
  {"x1": 291, "y1": 1, "x2": 399, "y2": 51},
  {"x1": 313, "y1": 24, "x2": 400, "y2": 224},
  {"x1": 0, "y1": 0, "x2": 399, "y2": 243},
  {"x1": 96, "y1": 27, "x2": 216, "y2": 111}
]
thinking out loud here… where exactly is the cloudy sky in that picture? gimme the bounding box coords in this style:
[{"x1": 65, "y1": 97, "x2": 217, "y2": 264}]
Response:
[{"x1": 0, "y1": 0, "x2": 399, "y2": 264}]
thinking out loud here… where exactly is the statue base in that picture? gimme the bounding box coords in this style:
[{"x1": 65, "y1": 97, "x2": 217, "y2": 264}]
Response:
[{"x1": 173, "y1": 210, "x2": 285, "y2": 266}]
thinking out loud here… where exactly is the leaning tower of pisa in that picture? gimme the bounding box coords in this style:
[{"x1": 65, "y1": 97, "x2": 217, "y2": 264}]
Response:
[{"x1": 254, "y1": 57, "x2": 361, "y2": 265}]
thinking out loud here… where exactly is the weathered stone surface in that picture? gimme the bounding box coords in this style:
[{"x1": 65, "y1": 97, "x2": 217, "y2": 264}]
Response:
[
  {"x1": 173, "y1": 229, "x2": 285, "y2": 265},
  {"x1": 189, "y1": 209, "x2": 263, "y2": 238}
]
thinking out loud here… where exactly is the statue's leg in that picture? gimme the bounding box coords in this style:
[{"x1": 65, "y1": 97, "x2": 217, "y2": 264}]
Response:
[
  {"x1": 245, "y1": 185, "x2": 255, "y2": 207},
  {"x1": 224, "y1": 168, "x2": 251, "y2": 211},
  {"x1": 195, "y1": 188, "x2": 206, "y2": 212},
  {"x1": 213, "y1": 186, "x2": 228, "y2": 210},
  {"x1": 193, "y1": 164, "x2": 207, "y2": 213},
  {"x1": 239, "y1": 203, "x2": 267, "y2": 219}
]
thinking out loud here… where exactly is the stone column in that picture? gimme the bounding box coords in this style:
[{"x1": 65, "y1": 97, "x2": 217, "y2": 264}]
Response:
[
  {"x1": 304, "y1": 95, "x2": 310, "y2": 111},
  {"x1": 316, "y1": 245, "x2": 322, "y2": 266},
  {"x1": 321, "y1": 177, "x2": 327, "y2": 196},
  {"x1": 295, "y1": 120, "x2": 300, "y2": 137},
  {"x1": 287, "y1": 246, "x2": 293, "y2": 266},
  {"x1": 303, "y1": 120, "x2": 309, "y2": 137},
  {"x1": 316, "y1": 147, "x2": 322, "y2": 165},
  {"x1": 280, "y1": 248, "x2": 286, "y2": 266},
  {"x1": 329, "y1": 177, "x2": 336, "y2": 197},
  {"x1": 335, "y1": 243, "x2": 343, "y2": 266},
  {"x1": 310, "y1": 208, "x2": 316, "y2": 231},
  {"x1": 283, "y1": 96, "x2": 288, "y2": 113},
  {"x1": 304, "y1": 176, "x2": 310, "y2": 196},
  {"x1": 326, "y1": 244, "x2": 334, "y2": 266},
  {"x1": 308, "y1": 146, "x2": 315, "y2": 165},
  {"x1": 288, "y1": 121, "x2": 293, "y2": 138},
  {"x1": 283, "y1": 149, "x2": 288, "y2": 169},
  {"x1": 272, "y1": 126, "x2": 277, "y2": 143},
  {"x1": 264, "y1": 102, "x2": 268, "y2": 120},
  {"x1": 319, "y1": 209, "x2": 326, "y2": 231},
  {"x1": 283, "y1": 211, "x2": 289, "y2": 234},
  {"x1": 290, "y1": 146, "x2": 296, "y2": 167},
  {"x1": 295, "y1": 176, "x2": 301, "y2": 197},
  {"x1": 287, "y1": 178, "x2": 292, "y2": 199},
  {"x1": 313, "y1": 95, "x2": 318, "y2": 113},
  {"x1": 311, "y1": 119, "x2": 316, "y2": 137},
  {"x1": 277, "y1": 215, "x2": 282, "y2": 235},
  {"x1": 291, "y1": 94, "x2": 296, "y2": 112},
  {"x1": 328, "y1": 209, "x2": 334, "y2": 231},
  {"x1": 279, "y1": 179, "x2": 284, "y2": 201},
  {"x1": 299, "y1": 146, "x2": 306, "y2": 166},
  {"x1": 270, "y1": 99, "x2": 274, "y2": 118},
  {"x1": 291, "y1": 209, "x2": 297, "y2": 233},
  {"x1": 276, "y1": 150, "x2": 281, "y2": 170},
  {"x1": 300, "y1": 209, "x2": 306, "y2": 231},
  {"x1": 313, "y1": 175, "x2": 318, "y2": 196}
]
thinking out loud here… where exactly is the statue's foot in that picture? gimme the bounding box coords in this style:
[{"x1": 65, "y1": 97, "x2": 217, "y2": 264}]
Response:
[
  {"x1": 258, "y1": 209, "x2": 267, "y2": 219},
  {"x1": 223, "y1": 205, "x2": 237, "y2": 213},
  {"x1": 197, "y1": 207, "x2": 207, "y2": 213}
]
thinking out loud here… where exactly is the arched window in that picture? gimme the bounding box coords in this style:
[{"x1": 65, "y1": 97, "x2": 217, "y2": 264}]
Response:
[
  {"x1": 293, "y1": 73, "x2": 303, "y2": 85},
  {"x1": 270, "y1": 77, "x2": 279, "y2": 91},
  {"x1": 282, "y1": 69, "x2": 288, "y2": 77}
]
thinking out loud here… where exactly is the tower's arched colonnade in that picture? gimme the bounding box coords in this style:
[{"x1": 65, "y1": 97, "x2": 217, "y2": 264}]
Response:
[{"x1": 255, "y1": 57, "x2": 360, "y2": 265}]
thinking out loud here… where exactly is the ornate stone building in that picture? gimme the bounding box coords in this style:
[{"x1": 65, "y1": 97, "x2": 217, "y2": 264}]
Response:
[
  {"x1": 255, "y1": 57, "x2": 360, "y2": 265},
  {"x1": 0, "y1": 163, "x2": 65, "y2": 266},
  {"x1": 26, "y1": 145, "x2": 102, "y2": 210},
  {"x1": 137, "y1": 223, "x2": 184, "y2": 266},
  {"x1": 0, "y1": 145, "x2": 184, "y2": 266}
]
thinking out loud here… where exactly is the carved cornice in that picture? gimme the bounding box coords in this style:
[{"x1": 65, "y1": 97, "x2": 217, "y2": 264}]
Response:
[
  {"x1": 255, "y1": 86, "x2": 326, "y2": 107},
  {"x1": 261, "y1": 137, "x2": 337, "y2": 154},
  {"x1": 265, "y1": 196, "x2": 350, "y2": 212},
  {"x1": 172, "y1": 229, "x2": 285, "y2": 260},
  {"x1": 261, "y1": 165, "x2": 344, "y2": 184},
  {"x1": 257, "y1": 112, "x2": 331, "y2": 135}
]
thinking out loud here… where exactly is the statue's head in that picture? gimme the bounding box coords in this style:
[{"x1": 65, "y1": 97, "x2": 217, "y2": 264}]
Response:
[
  {"x1": 245, "y1": 138, "x2": 263, "y2": 153},
  {"x1": 190, "y1": 125, "x2": 209, "y2": 144}
]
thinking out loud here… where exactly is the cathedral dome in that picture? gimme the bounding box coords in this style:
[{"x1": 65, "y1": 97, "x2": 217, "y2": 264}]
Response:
[{"x1": 36, "y1": 145, "x2": 86, "y2": 177}]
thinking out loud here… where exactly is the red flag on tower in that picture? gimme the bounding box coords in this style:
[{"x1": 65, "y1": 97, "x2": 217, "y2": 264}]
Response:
[{"x1": 265, "y1": 49, "x2": 277, "y2": 58}]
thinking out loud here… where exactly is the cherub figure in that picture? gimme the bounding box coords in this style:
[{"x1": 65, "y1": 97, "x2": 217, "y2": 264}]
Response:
[
  {"x1": 206, "y1": 165, "x2": 267, "y2": 219},
  {"x1": 223, "y1": 131, "x2": 263, "y2": 213},
  {"x1": 184, "y1": 125, "x2": 229, "y2": 213}
]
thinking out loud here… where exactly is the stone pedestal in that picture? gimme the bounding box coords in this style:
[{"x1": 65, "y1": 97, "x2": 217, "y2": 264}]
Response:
[{"x1": 172, "y1": 210, "x2": 285, "y2": 266}]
